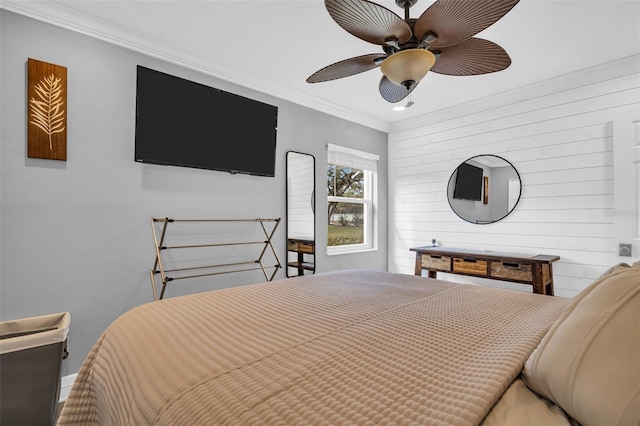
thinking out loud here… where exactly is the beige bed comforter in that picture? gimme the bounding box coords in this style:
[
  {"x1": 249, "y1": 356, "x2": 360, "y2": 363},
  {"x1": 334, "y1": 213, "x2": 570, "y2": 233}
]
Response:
[{"x1": 58, "y1": 270, "x2": 568, "y2": 425}]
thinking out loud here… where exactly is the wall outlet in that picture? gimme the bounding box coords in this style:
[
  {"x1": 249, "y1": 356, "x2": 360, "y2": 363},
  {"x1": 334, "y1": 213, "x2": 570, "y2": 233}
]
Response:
[{"x1": 619, "y1": 243, "x2": 632, "y2": 257}]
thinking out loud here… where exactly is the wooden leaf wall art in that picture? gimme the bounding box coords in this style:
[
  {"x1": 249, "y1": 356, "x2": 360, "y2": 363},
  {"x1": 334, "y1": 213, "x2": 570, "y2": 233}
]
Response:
[
  {"x1": 28, "y1": 58, "x2": 67, "y2": 160},
  {"x1": 483, "y1": 176, "x2": 489, "y2": 204}
]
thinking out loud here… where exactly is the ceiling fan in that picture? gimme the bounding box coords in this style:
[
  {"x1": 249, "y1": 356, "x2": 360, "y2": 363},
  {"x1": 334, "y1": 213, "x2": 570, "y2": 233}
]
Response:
[{"x1": 307, "y1": 0, "x2": 520, "y2": 103}]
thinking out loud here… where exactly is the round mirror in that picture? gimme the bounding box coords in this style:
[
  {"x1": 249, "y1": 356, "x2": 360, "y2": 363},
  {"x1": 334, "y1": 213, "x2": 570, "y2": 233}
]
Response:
[{"x1": 447, "y1": 155, "x2": 521, "y2": 224}]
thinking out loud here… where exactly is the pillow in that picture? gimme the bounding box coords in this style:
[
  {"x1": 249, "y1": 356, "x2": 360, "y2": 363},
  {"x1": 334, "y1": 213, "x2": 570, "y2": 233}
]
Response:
[
  {"x1": 482, "y1": 378, "x2": 574, "y2": 426},
  {"x1": 523, "y1": 262, "x2": 640, "y2": 426}
]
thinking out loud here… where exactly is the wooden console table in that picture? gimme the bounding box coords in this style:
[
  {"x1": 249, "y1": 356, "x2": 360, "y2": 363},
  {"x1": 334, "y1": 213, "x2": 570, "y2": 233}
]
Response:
[{"x1": 410, "y1": 246, "x2": 559, "y2": 295}]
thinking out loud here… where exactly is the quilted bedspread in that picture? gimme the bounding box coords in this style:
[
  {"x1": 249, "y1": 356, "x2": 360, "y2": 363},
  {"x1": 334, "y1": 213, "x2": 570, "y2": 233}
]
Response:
[{"x1": 57, "y1": 270, "x2": 568, "y2": 425}]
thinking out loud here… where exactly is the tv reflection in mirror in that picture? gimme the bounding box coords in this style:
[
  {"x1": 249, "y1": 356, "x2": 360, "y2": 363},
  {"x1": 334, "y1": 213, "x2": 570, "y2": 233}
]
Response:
[
  {"x1": 447, "y1": 155, "x2": 521, "y2": 224},
  {"x1": 453, "y1": 162, "x2": 483, "y2": 201}
]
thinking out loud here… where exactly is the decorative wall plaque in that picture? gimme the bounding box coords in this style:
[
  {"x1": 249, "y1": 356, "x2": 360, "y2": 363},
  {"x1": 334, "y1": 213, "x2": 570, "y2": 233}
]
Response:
[
  {"x1": 28, "y1": 58, "x2": 67, "y2": 160},
  {"x1": 483, "y1": 176, "x2": 489, "y2": 204}
]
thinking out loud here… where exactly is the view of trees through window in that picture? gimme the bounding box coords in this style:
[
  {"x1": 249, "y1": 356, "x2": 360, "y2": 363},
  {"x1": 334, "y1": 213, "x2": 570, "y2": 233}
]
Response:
[{"x1": 327, "y1": 164, "x2": 365, "y2": 246}]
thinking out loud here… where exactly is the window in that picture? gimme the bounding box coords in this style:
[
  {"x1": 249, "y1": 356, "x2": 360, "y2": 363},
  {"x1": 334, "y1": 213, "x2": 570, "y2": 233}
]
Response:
[{"x1": 327, "y1": 144, "x2": 378, "y2": 254}]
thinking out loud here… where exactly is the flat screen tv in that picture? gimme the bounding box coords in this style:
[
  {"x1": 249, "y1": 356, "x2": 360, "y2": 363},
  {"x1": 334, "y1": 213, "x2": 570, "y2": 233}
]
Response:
[
  {"x1": 453, "y1": 162, "x2": 483, "y2": 201},
  {"x1": 135, "y1": 66, "x2": 278, "y2": 177}
]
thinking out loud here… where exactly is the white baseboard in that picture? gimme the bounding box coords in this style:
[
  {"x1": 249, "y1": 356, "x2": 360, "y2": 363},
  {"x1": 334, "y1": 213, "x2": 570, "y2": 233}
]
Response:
[{"x1": 59, "y1": 373, "x2": 77, "y2": 402}]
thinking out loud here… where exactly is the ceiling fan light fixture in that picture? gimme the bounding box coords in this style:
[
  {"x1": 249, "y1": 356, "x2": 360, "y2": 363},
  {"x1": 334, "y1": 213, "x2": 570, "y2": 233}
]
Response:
[{"x1": 380, "y1": 49, "x2": 436, "y2": 87}]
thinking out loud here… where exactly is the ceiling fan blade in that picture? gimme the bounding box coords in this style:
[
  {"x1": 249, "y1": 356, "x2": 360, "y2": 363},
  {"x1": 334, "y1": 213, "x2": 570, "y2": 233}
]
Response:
[
  {"x1": 324, "y1": 0, "x2": 412, "y2": 46},
  {"x1": 431, "y1": 38, "x2": 511, "y2": 76},
  {"x1": 307, "y1": 54, "x2": 387, "y2": 83},
  {"x1": 414, "y1": 0, "x2": 520, "y2": 48},
  {"x1": 379, "y1": 76, "x2": 417, "y2": 103}
]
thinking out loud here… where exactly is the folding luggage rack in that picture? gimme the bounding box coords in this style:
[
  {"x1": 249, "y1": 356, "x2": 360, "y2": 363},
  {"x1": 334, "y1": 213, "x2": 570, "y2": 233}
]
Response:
[{"x1": 150, "y1": 217, "x2": 282, "y2": 300}]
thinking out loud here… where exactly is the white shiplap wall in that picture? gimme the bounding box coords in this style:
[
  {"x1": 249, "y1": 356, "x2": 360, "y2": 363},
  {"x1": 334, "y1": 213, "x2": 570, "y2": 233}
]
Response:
[{"x1": 389, "y1": 55, "x2": 640, "y2": 298}]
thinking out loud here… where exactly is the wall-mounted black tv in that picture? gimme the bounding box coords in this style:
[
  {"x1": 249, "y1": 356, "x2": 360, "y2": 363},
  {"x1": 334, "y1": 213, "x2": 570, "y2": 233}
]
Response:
[
  {"x1": 453, "y1": 162, "x2": 483, "y2": 201},
  {"x1": 135, "y1": 66, "x2": 278, "y2": 177}
]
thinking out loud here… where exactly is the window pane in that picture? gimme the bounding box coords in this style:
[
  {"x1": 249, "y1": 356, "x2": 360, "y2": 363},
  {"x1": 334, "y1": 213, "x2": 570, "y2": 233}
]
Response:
[
  {"x1": 328, "y1": 202, "x2": 364, "y2": 246},
  {"x1": 327, "y1": 164, "x2": 364, "y2": 199}
]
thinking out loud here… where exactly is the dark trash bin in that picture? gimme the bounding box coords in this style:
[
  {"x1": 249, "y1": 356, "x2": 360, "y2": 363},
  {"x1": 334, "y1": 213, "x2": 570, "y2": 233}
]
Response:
[{"x1": 0, "y1": 312, "x2": 70, "y2": 426}]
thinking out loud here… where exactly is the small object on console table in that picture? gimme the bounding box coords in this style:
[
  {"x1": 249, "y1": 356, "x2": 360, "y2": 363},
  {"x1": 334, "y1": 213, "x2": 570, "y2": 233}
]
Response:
[{"x1": 410, "y1": 246, "x2": 559, "y2": 295}]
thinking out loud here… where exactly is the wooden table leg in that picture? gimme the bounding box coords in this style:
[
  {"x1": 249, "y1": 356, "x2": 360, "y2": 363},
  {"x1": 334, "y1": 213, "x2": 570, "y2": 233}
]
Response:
[
  {"x1": 545, "y1": 264, "x2": 555, "y2": 296},
  {"x1": 414, "y1": 253, "x2": 422, "y2": 276},
  {"x1": 532, "y1": 263, "x2": 545, "y2": 294}
]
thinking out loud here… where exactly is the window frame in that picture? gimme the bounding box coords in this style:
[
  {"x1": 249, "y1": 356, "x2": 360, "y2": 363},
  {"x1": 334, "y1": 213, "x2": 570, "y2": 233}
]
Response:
[{"x1": 326, "y1": 145, "x2": 378, "y2": 256}]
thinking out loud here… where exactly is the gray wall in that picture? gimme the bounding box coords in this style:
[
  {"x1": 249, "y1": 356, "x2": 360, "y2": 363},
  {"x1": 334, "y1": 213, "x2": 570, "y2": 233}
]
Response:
[{"x1": 0, "y1": 10, "x2": 388, "y2": 375}]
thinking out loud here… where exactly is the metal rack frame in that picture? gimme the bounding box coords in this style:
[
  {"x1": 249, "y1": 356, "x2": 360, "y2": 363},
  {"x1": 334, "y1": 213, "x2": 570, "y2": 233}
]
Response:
[{"x1": 150, "y1": 217, "x2": 282, "y2": 300}]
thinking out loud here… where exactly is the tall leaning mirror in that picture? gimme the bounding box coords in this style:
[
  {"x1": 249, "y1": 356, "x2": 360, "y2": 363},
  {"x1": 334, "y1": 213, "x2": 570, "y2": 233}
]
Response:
[
  {"x1": 286, "y1": 151, "x2": 315, "y2": 277},
  {"x1": 447, "y1": 155, "x2": 522, "y2": 224}
]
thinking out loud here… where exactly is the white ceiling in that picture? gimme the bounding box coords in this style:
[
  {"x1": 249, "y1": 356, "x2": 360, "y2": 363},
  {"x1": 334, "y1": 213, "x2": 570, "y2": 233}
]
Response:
[{"x1": 3, "y1": 0, "x2": 639, "y2": 131}]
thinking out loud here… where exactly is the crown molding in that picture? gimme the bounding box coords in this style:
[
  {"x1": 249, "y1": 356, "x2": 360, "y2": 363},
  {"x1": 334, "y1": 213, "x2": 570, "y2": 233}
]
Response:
[
  {"x1": 5, "y1": 1, "x2": 637, "y2": 136},
  {"x1": 389, "y1": 53, "x2": 640, "y2": 134},
  {"x1": 0, "y1": 1, "x2": 390, "y2": 133}
]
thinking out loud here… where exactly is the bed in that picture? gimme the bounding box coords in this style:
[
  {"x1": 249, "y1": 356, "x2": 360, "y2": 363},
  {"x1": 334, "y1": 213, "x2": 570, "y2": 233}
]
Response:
[{"x1": 57, "y1": 265, "x2": 640, "y2": 425}]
